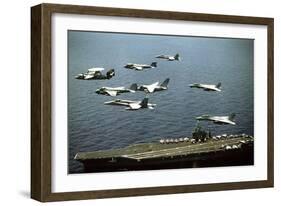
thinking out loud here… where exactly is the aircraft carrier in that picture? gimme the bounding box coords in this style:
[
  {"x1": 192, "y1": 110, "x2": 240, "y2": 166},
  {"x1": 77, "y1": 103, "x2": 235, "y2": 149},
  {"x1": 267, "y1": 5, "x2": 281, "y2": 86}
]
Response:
[{"x1": 74, "y1": 127, "x2": 254, "y2": 173}]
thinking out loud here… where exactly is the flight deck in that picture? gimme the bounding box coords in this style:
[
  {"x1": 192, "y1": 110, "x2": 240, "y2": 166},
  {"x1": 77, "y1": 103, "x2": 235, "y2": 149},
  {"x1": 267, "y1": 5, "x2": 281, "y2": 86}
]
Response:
[{"x1": 74, "y1": 134, "x2": 254, "y2": 172}]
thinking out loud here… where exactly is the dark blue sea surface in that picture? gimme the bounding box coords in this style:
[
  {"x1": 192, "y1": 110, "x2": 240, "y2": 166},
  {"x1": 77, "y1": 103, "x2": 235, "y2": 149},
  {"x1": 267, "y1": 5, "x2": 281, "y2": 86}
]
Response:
[{"x1": 68, "y1": 31, "x2": 254, "y2": 173}]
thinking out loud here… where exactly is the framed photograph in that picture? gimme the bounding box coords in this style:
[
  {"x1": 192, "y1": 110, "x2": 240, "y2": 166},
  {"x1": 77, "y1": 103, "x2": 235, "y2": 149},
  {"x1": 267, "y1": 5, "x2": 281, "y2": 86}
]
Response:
[{"x1": 31, "y1": 3, "x2": 274, "y2": 202}]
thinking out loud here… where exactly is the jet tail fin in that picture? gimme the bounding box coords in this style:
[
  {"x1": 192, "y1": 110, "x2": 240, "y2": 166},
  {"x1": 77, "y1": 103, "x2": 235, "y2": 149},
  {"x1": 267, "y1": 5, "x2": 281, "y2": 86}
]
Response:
[
  {"x1": 174, "y1": 53, "x2": 180, "y2": 60},
  {"x1": 216, "y1": 82, "x2": 222, "y2": 88},
  {"x1": 151, "y1": 62, "x2": 157, "y2": 67},
  {"x1": 229, "y1": 113, "x2": 236, "y2": 121},
  {"x1": 129, "y1": 83, "x2": 138, "y2": 91},
  {"x1": 106, "y1": 69, "x2": 115, "y2": 79},
  {"x1": 140, "y1": 97, "x2": 149, "y2": 108},
  {"x1": 160, "y1": 78, "x2": 170, "y2": 87}
]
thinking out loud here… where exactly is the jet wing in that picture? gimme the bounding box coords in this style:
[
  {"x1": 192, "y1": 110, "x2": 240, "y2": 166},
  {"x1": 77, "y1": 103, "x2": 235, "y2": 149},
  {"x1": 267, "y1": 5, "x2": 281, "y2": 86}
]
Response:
[
  {"x1": 127, "y1": 103, "x2": 142, "y2": 110},
  {"x1": 112, "y1": 87, "x2": 126, "y2": 90},
  {"x1": 134, "y1": 66, "x2": 143, "y2": 71},
  {"x1": 201, "y1": 84, "x2": 212, "y2": 89},
  {"x1": 156, "y1": 55, "x2": 168, "y2": 59},
  {"x1": 84, "y1": 74, "x2": 94, "y2": 80},
  {"x1": 105, "y1": 90, "x2": 118, "y2": 96},
  {"x1": 210, "y1": 117, "x2": 236, "y2": 125},
  {"x1": 220, "y1": 120, "x2": 236, "y2": 125},
  {"x1": 144, "y1": 82, "x2": 159, "y2": 93},
  {"x1": 203, "y1": 88, "x2": 215, "y2": 91},
  {"x1": 88, "y1": 67, "x2": 105, "y2": 73},
  {"x1": 201, "y1": 85, "x2": 220, "y2": 91}
]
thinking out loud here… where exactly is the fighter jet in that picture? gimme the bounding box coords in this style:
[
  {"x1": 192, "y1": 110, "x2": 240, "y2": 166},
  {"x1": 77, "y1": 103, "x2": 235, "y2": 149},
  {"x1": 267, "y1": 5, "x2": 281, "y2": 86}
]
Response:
[
  {"x1": 75, "y1": 68, "x2": 115, "y2": 80},
  {"x1": 95, "y1": 84, "x2": 137, "y2": 96},
  {"x1": 104, "y1": 97, "x2": 156, "y2": 110},
  {"x1": 155, "y1": 53, "x2": 180, "y2": 61},
  {"x1": 189, "y1": 82, "x2": 222, "y2": 92},
  {"x1": 196, "y1": 113, "x2": 236, "y2": 125},
  {"x1": 124, "y1": 62, "x2": 157, "y2": 71},
  {"x1": 136, "y1": 78, "x2": 170, "y2": 93}
]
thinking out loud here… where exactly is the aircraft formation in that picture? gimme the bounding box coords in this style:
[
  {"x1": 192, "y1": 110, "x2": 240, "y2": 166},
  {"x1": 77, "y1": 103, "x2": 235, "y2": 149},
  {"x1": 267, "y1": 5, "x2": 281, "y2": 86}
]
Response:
[{"x1": 75, "y1": 52, "x2": 236, "y2": 125}]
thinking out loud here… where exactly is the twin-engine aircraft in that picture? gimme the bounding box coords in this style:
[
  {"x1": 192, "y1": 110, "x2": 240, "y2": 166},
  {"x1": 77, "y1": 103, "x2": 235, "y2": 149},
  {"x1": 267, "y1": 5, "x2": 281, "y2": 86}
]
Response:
[
  {"x1": 95, "y1": 84, "x2": 137, "y2": 96},
  {"x1": 75, "y1": 68, "x2": 115, "y2": 80},
  {"x1": 136, "y1": 78, "x2": 170, "y2": 93},
  {"x1": 155, "y1": 53, "x2": 180, "y2": 61},
  {"x1": 104, "y1": 97, "x2": 156, "y2": 110},
  {"x1": 196, "y1": 113, "x2": 236, "y2": 125},
  {"x1": 189, "y1": 82, "x2": 222, "y2": 92},
  {"x1": 124, "y1": 62, "x2": 157, "y2": 71}
]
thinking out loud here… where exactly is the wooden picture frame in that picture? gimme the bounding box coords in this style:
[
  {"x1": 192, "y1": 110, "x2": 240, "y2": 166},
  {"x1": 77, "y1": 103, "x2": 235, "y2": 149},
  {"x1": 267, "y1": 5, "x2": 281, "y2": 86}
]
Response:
[{"x1": 31, "y1": 3, "x2": 274, "y2": 202}]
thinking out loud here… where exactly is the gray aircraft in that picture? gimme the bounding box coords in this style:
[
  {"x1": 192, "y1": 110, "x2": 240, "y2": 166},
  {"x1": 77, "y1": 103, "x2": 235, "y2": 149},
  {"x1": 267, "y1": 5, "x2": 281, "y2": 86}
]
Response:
[
  {"x1": 189, "y1": 82, "x2": 222, "y2": 92},
  {"x1": 124, "y1": 62, "x2": 157, "y2": 71},
  {"x1": 136, "y1": 78, "x2": 170, "y2": 93},
  {"x1": 104, "y1": 97, "x2": 156, "y2": 110},
  {"x1": 196, "y1": 113, "x2": 236, "y2": 125},
  {"x1": 75, "y1": 68, "x2": 115, "y2": 80},
  {"x1": 155, "y1": 53, "x2": 180, "y2": 61},
  {"x1": 95, "y1": 84, "x2": 137, "y2": 96}
]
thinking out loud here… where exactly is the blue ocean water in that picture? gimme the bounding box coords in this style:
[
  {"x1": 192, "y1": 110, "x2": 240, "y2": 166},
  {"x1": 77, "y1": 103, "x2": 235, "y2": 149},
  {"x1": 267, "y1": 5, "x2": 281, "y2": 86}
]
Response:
[{"x1": 68, "y1": 31, "x2": 254, "y2": 173}]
